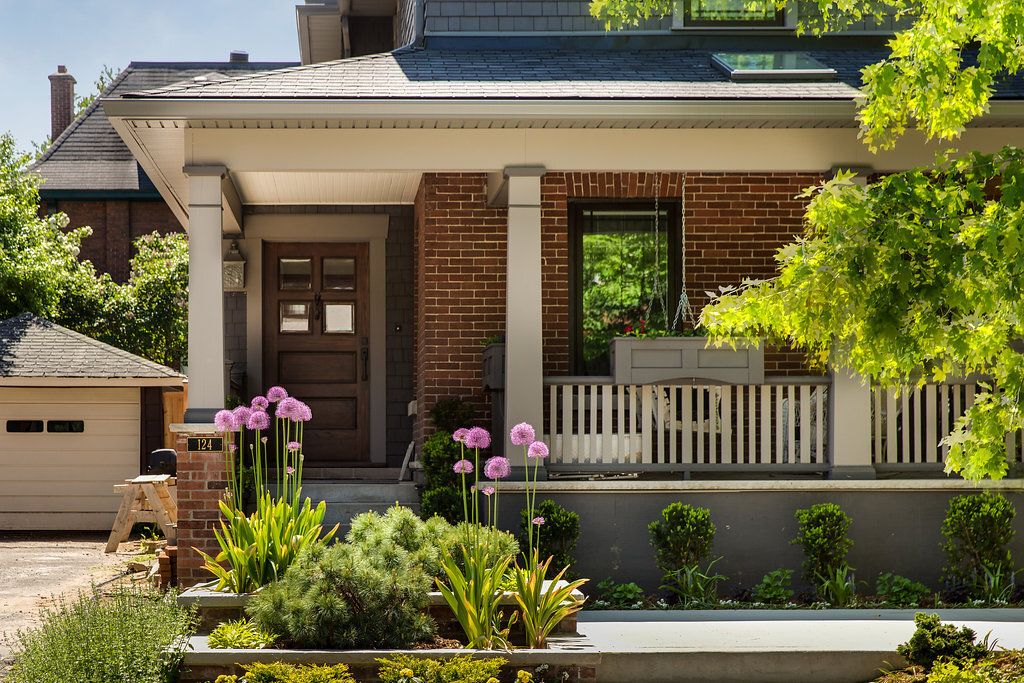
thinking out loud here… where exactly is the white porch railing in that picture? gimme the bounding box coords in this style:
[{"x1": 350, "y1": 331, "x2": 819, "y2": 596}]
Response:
[
  {"x1": 543, "y1": 377, "x2": 830, "y2": 472},
  {"x1": 871, "y1": 383, "x2": 1024, "y2": 469}
]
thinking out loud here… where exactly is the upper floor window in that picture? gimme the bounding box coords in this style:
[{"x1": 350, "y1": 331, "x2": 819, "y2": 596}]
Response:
[{"x1": 674, "y1": 0, "x2": 787, "y2": 27}]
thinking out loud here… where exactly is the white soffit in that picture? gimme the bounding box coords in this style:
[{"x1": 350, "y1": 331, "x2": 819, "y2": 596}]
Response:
[{"x1": 232, "y1": 170, "x2": 422, "y2": 204}]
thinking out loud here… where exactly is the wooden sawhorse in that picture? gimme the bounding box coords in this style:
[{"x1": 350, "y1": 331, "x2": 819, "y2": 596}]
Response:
[{"x1": 105, "y1": 474, "x2": 178, "y2": 553}]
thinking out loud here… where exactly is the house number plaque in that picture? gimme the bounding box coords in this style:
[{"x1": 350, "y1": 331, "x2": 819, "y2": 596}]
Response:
[{"x1": 187, "y1": 437, "x2": 224, "y2": 452}]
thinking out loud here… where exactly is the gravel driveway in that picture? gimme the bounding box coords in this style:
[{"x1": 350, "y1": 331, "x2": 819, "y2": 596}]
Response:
[{"x1": 0, "y1": 532, "x2": 135, "y2": 675}]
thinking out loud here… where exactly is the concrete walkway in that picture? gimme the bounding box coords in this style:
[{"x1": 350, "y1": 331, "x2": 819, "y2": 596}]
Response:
[{"x1": 576, "y1": 609, "x2": 1024, "y2": 683}]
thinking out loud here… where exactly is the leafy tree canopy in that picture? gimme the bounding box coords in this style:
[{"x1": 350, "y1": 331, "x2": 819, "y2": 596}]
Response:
[
  {"x1": 589, "y1": 0, "x2": 1024, "y2": 151},
  {"x1": 590, "y1": 0, "x2": 1024, "y2": 480},
  {"x1": 1, "y1": 132, "x2": 187, "y2": 368}
]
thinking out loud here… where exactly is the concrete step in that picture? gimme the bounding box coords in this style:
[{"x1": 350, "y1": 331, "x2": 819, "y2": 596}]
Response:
[{"x1": 295, "y1": 480, "x2": 420, "y2": 533}]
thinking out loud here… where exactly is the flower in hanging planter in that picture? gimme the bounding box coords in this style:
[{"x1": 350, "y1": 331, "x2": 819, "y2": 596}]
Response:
[
  {"x1": 247, "y1": 410, "x2": 270, "y2": 431},
  {"x1": 484, "y1": 456, "x2": 511, "y2": 480},
  {"x1": 287, "y1": 441, "x2": 302, "y2": 453},
  {"x1": 251, "y1": 395, "x2": 269, "y2": 411},
  {"x1": 510, "y1": 422, "x2": 535, "y2": 446},
  {"x1": 527, "y1": 441, "x2": 549, "y2": 459},
  {"x1": 466, "y1": 427, "x2": 491, "y2": 450},
  {"x1": 532, "y1": 516, "x2": 546, "y2": 526},
  {"x1": 453, "y1": 427, "x2": 470, "y2": 443},
  {"x1": 231, "y1": 405, "x2": 252, "y2": 428},
  {"x1": 454, "y1": 459, "x2": 473, "y2": 474},
  {"x1": 266, "y1": 386, "x2": 288, "y2": 402},
  {"x1": 214, "y1": 409, "x2": 237, "y2": 432}
]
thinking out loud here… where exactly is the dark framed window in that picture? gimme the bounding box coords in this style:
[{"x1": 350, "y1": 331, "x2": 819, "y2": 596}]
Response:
[
  {"x1": 569, "y1": 201, "x2": 682, "y2": 376},
  {"x1": 47, "y1": 420, "x2": 85, "y2": 433},
  {"x1": 680, "y1": 0, "x2": 785, "y2": 26},
  {"x1": 6, "y1": 420, "x2": 43, "y2": 432}
]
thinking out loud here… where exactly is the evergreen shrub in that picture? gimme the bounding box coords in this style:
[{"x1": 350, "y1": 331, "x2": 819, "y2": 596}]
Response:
[
  {"x1": 896, "y1": 612, "x2": 989, "y2": 671},
  {"x1": 941, "y1": 492, "x2": 1016, "y2": 592},
  {"x1": 648, "y1": 503, "x2": 715, "y2": 574},
  {"x1": 247, "y1": 542, "x2": 435, "y2": 649},
  {"x1": 518, "y1": 499, "x2": 580, "y2": 570},
  {"x1": 791, "y1": 503, "x2": 853, "y2": 584}
]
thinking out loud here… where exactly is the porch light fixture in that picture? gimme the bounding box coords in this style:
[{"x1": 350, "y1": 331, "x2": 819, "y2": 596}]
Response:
[{"x1": 223, "y1": 241, "x2": 246, "y2": 291}]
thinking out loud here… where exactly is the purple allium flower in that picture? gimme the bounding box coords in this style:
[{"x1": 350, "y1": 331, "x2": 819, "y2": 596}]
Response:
[
  {"x1": 527, "y1": 441, "x2": 549, "y2": 459},
  {"x1": 510, "y1": 422, "x2": 535, "y2": 446},
  {"x1": 287, "y1": 441, "x2": 302, "y2": 453},
  {"x1": 470, "y1": 485, "x2": 477, "y2": 493},
  {"x1": 453, "y1": 428, "x2": 470, "y2": 443},
  {"x1": 276, "y1": 397, "x2": 300, "y2": 420},
  {"x1": 453, "y1": 459, "x2": 473, "y2": 474},
  {"x1": 465, "y1": 427, "x2": 491, "y2": 450},
  {"x1": 286, "y1": 466, "x2": 296, "y2": 476},
  {"x1": 260, "y1": 436, "x2": 268, "y2": 444},
  {"x1": 481, "y1": 486, "x2": 496, "y2": 496},
  {"x1": 266, "y1": 386, "x2": 288, "y2": 403},
  {"x1": 251, "y1": 396, "x2": 269, "y2": 411},
  {"x1": 232, "y1": 405, "x2": 252, "y2": 429},
  {"x1": 229, "y1": 444, "x2": 238, "y2": 453},
  {"x1": 484, "y1": 456, "x2": 511, "y2": 480},
  {"x1": 247, "y1": 410, "x2": 270, "y2": 431},
  {"x1": 292, "y1": 400, "x2": 313, "y2": 423},
  {"x1": 532, "y1": 516, "x2": 545, "y2": 526},
  {"x1": 214, "y1": 409, "x2": 237, "y2": 432}
]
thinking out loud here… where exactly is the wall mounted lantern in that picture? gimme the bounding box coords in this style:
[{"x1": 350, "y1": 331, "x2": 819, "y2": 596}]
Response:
[{"x1": 223, "y1": 241, "x2": 246, "y2": 291}]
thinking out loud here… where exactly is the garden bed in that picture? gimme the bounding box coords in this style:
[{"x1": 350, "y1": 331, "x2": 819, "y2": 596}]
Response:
[
  {"x1": 179, "y1": 634, "x2": 600, "y2": 683},
  {"x1": 179, "y1": 583, "x2": 585, "y2": 639}
]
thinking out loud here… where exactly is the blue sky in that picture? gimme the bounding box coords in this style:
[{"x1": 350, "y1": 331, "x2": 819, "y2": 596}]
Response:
[{"x1": 0, "y1": 1, "x2": 300, "y2": 152}]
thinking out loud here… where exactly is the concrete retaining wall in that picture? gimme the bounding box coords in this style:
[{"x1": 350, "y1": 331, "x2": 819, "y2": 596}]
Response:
[{"x1": 494, "y1": 479, "x2": 1024, "y2": 593}]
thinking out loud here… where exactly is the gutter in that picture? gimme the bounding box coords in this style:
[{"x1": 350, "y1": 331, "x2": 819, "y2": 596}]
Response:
[{"x1": 101, "y1": 96, "x2": 862, "y2": 123}]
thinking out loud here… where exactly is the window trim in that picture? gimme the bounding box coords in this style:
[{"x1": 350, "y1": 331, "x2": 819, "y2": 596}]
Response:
[
  {"x1": 568, "y1": 199, "x2": 683, "y2": 377},
  {"x1": 673, "y1": 0, "x2": 791, "y2": 29}
]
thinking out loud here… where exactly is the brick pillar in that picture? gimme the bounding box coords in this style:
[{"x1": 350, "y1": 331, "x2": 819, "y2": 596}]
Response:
[
  {"x1": 173, "y1": 429, "x2": 228, "y2": 587},
  {"x1": 48, "y1": 65, "x2": 76, "y2": 142},
  {"x1": 105, "y1": 201, "x2": 131, "y2": 283}
]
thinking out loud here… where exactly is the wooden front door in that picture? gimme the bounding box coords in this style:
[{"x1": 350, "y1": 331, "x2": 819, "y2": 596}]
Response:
[{"x1": 263, "y1": 243, "x2": 370, "y2": 465}]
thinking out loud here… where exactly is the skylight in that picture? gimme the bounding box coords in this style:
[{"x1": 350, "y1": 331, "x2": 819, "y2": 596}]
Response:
[{"x1": 711, "y1": 52, "x2": 838, "y2": 81}]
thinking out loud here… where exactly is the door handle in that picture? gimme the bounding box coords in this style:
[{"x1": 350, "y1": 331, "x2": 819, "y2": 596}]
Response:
[{"x1": 361, "y1": 347, "x2": 369, "y2": 381}]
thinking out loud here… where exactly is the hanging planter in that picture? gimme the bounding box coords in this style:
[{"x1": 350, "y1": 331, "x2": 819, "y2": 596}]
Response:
[{"x1": 609, "y1": 336, "x2": 764, "y2": 385}]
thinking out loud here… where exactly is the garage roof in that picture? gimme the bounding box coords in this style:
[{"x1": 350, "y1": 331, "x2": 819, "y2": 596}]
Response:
[{"x1": 0, "y1": 313, "x2": 184, "y2": 382}]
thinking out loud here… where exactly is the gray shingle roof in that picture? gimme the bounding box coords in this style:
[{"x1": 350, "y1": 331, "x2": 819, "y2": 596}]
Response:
[
  {"x1": 29, "y1": 61, "x2": 296, "y2": 193},
  {"x1": 123, "y1": 48, "x2": 887, "y2": 101},
  {"x1": 0, "y1": 313, "x2": 184, "y2": 380}
]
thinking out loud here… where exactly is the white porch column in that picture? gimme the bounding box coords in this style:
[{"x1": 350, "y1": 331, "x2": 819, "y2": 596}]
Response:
[
  {"x1": 504, "y1": 166, "x2": 546, "y2": 468},
  {"x1": 183, "y1": 165, "x2": 227, "y2": 423},
  {"x1": 829, "y1": 368, "x2": 876, "y2": 479}
]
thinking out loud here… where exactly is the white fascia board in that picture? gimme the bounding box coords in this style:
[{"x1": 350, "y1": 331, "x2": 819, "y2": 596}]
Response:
[
  {"x1": 101, "y1": 97, "x2": 861, "y2": 124},
  {"x1": 0, "y1": 377, "x2": 185, "y2": 387},
  {"x1": 105, "y1": 111, "x2": 188, "y2": 229}
]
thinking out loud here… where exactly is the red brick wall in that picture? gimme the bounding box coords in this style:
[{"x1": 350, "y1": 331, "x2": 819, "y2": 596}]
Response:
[
  {"x1": 413, "y1": 174, "x2": 506, "y2": 442},
  {"x1": 173, "y1": 432, "x2": 227, "y2": 588},
  {"x1": 49, "y1": 199, "x2": 183, "y2": 282},
  {"x1": 412, "y1": 171, "x2": 821, "y2": 445}
]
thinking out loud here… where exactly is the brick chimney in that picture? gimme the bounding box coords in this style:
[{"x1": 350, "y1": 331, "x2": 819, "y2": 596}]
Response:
[{"x1": 48, "y1": 65, "x2": 76, "y2": 142}]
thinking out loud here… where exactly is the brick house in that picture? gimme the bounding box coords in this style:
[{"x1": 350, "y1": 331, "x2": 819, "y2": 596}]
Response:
[{"x1": 100, "y1": 0, "x2": 1024, "y2": 586}]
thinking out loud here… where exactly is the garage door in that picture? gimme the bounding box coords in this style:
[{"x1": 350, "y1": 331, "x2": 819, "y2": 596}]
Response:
[{"x1": 0, "y1": 387, "x2": 140, "y2": 530}]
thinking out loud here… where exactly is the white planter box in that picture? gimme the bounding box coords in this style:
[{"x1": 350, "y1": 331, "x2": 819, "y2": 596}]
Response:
[{"x1": 610, "y1": 337, "x2": 764, "y2": 385}]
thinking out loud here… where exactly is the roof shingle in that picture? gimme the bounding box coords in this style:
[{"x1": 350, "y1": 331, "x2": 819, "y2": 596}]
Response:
[{"x1": 0, "y1": 313, "x2": 184, "y2": 380}]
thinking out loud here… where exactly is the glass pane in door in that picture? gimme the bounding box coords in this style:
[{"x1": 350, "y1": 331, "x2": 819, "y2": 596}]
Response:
[
  {"x1": 280, "y1": 258, "x2": 312, "y2": 290},
  {"x1": 280, "y1": 302, "x2": 311, "y2": 333},
  {"x1": 324, "y1": 302, "x2": 355, "y2": 334},
  {"x1": 323, "y1": 258, "x2": 356, "y2": 290}
]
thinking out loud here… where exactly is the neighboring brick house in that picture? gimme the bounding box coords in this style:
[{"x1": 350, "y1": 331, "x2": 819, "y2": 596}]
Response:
[{"x1": 97, "y1": 0, "x2": 1024, "y2": 586}]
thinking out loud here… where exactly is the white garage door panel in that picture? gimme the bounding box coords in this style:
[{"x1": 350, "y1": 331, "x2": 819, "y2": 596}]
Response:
[
  {"x1": 1, "y1": 433, "x2": 140, "y2": 452},
  {"x1": 1, "y1": 402, "x2": 137, "y2": 421},
  {"x1": 0, "y1": 387, "x2": 139, "y2": 404},
  {"x1": 1, "y1": 512, "x2": 126, "y2": 531},
  {"x1": 1, "y1": 495, "x2": 126, "y2": 513},
  {"x1": 0, "y1": 387, "x2": 141, "y2": 530},
  {"x1": 0, "y1": 451, "x2": 140, "y2": 468}
]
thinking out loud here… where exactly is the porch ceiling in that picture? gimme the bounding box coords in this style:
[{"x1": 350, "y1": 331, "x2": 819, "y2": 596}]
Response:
[{"x1": 232, "y1": 170, "x2": 422, "y2": 204}]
